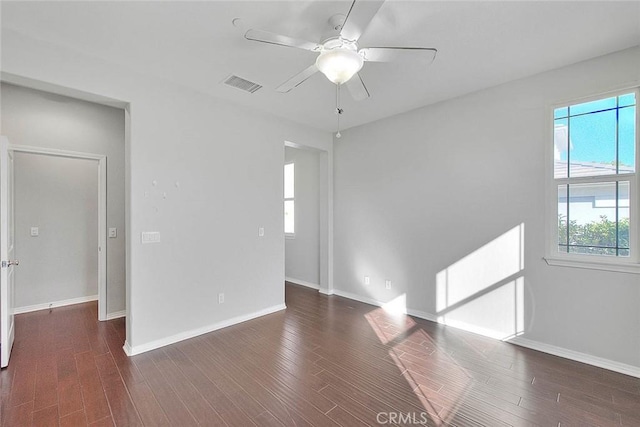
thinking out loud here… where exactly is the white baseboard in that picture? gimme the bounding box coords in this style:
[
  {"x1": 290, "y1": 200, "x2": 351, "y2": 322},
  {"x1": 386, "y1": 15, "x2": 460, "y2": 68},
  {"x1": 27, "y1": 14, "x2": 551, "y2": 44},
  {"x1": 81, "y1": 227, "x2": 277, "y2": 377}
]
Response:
[
  {"x1": 106, "y1": 310, "x2": 126, "y2": 320},
  {"x1": 285, "y1": 277, "x2": 320, "y2": 290},
  {"x1": 285, "y1": 277, "x2": 335, "y2": 295},
  {"x1": 406, "y1": 307, "x2": 438, "y2": 323},
  {"x1": 508, "y1": 336, "x2": 640, "y2": 378},
  {"x1": 125, "y1": 303, "x2": 287, "y2": 356},
  {"x1": 333, "y1": 289, "x2": 389, "y2": 308},
  {"x1": 332, "y1": 288, "x2": 640, "y2": 379},
  {"x1": 13, "y1": 294, "x2": 98, "y2": 315},
  {"x1": 123, "y1": 340, "x2": 133, "y2": 357},
  {"x1": 332, "y1": 289, "x2": 437, "y2": 321},
  {"x1": 438, "y1": 317, "x2": 515, "y2": 341}
]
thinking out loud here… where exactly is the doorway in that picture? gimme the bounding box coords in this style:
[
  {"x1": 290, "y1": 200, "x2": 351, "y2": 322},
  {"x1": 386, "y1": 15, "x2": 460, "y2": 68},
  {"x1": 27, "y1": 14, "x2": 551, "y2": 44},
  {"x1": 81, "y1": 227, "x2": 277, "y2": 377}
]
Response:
[
  {"x1": 284, "y1": 141, "x2": 333, "y2": 295},
  {"x1": 0, "y1": 81, "x2": 127, "y2": 322},
  {"x1": 12, "y1": 148, "x2": 107, "y2": 318},
  {"x1": 0, "y1": 78, "x2": 129, "y2": 367}
]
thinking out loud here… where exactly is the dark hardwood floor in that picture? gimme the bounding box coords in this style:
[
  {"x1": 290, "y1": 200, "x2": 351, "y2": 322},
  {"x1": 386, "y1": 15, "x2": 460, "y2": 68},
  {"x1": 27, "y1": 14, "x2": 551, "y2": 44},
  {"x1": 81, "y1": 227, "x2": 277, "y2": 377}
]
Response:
[{"x1": 1, "y1": 283, "x2": 639, "y2": 426}]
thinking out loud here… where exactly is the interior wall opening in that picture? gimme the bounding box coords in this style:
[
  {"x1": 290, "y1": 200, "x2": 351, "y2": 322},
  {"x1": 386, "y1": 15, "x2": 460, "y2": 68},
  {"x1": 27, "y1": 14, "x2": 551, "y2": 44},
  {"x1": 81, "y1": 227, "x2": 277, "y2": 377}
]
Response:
[
  {"x1": 283, "y1": 141, "x2": 331, "y2": 295},
  {"x1": 284, "y1": 145, "x2": 322, "y2": 290},
  {"x1": 0, "y1": 82, "x2": 127, "y2": 322},
  {"x1": 13, "y1": 151, "x2": 101, "y2": 314}
]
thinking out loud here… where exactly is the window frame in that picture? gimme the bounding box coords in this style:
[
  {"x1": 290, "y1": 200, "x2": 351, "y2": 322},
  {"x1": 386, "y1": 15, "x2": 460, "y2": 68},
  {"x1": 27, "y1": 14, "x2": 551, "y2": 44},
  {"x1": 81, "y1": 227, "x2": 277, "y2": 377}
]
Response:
[
  {"x1": 284, "y1": 162, "x2": 295, "y2": 238},
  {"x1": 545, "y1": 87, "x2": 640, "y2": 274}
]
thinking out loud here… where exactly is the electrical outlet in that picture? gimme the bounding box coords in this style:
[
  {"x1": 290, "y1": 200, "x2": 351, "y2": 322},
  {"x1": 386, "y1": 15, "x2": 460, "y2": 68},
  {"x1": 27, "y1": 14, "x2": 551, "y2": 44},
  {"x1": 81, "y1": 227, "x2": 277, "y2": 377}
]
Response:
[
  {"x1": 218, "y1": 293, "x2": 225, "y2": 304},
  {"x1": 364, "y1": 276, "x2": 370, "y2": 285},
  {"x1": 141, "y1": 231, "x2": 160, "y2": 244},
  {"x1": 385, "y1": 280, "x2": 392, "y2": 290}
]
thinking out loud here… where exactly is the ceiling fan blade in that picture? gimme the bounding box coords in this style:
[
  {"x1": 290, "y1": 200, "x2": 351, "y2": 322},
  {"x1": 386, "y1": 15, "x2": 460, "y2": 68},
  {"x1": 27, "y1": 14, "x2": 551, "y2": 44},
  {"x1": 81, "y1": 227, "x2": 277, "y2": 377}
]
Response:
[
  {"x1": 276, "y1": 64, "x2": 319, "y2": 93},
  {"x1": 345, "y1": 73, "x2": 370, "y2": 101},
  {"x1": 245, "y1": 29, "x2": 321, "y2": 52},
  {"x1": 340, "y1": 0, "x2": 385, "y2": 42},
  {"x1": 359, "y1": 47, "x2": 438, "y2": 64}
]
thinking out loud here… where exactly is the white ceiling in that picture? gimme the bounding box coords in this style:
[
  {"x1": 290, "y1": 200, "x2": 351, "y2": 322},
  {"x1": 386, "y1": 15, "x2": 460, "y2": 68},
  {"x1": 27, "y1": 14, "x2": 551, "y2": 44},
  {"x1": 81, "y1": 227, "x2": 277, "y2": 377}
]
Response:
[{"x1": 3, "y1": 1, "x2": 639, "y2": 132}]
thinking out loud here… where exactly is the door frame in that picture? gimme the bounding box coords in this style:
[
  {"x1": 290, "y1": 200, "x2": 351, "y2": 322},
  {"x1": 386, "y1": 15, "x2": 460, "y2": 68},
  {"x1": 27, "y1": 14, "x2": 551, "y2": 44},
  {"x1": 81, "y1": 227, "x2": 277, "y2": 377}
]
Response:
[{"x1": 11, "y1": 144, "x2": 108, "y2": 321}]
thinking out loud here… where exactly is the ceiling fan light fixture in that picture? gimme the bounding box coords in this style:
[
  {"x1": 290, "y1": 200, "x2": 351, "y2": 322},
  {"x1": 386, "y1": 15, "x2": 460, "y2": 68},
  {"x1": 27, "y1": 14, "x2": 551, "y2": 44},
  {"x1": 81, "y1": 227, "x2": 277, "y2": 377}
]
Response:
[{"x1": 315, "y1": 47, "x2": 364, "y2": 85}]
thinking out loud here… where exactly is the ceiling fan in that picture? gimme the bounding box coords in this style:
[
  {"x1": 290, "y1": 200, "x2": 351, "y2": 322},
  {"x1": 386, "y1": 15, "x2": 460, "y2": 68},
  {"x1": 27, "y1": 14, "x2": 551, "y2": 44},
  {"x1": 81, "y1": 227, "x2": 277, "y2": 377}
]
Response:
[{"x1": 243, "y1": 0, "x2": 438, "y2": 102}]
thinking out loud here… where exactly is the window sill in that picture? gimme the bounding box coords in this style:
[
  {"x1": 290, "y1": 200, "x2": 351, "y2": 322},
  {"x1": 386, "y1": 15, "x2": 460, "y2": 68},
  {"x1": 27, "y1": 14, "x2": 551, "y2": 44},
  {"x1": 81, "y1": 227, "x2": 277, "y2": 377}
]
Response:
[
  {"x1": 543, "y1": 256, "x2": 640, "y2": 274},
  {"x1": 285, "y1": 234, "x2": 295, "y2": 240}
]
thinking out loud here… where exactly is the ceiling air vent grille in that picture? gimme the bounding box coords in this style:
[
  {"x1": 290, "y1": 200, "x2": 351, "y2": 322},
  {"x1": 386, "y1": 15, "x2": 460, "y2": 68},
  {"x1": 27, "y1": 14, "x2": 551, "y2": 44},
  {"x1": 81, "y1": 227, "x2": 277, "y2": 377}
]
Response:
[{"x1": 222, "y1": 75, "x2": 262, "y2": 93}]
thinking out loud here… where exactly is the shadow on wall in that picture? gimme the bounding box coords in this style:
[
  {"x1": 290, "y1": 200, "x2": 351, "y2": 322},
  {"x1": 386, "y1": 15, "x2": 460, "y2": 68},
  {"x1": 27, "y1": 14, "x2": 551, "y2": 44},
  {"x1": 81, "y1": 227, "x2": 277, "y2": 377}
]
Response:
[{"x1": 436, "y1": 223, "x2": 526, "y2": 341}]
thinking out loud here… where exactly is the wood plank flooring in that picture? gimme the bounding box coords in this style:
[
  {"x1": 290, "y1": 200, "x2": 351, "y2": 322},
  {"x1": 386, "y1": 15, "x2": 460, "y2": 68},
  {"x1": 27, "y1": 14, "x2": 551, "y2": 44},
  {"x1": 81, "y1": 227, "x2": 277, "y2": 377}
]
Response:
[{"x1": 1, "y1": 283, "x2": 639, "y2": 426}]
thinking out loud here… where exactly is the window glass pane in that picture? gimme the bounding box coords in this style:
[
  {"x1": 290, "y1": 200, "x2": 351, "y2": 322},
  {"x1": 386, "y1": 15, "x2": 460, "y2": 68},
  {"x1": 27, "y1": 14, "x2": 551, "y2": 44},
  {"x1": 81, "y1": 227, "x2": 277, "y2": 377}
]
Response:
[
  {"x1": 569, "y1": 109, "x2": 616, "y2": 177},
  {"x1": 619, "y1": 93, "x2": 636, "y2": 108},
  {"x1": 554, "y1": 107, "x2": 568, "y2": 119},
  {"x1": 284, "y1": 163, "x2": 294, "y2": 199},
  {"x1": 619, "y1": 181, "x2": 630, "y2": 257},
  {"x1": 563, "y1": 182, "x2": 628, "y2": 256},
  {"x1": 569, "y1": 96, "x2": 616, "y2": 116},
  {"x1": 558, "y1": 185, "x2": 568, "y2": 250},
  {"x1": 554, "y1": 119, "x2": 568, "y2": 178},
  {"x1": 284, "y1": 200, "x2": 295, "y2": 234},
  {"x1": 554, "y1": 92, "x2": 636, "y2": 260},
  {"x1": 619, "y1": 105, "x2": 636, "y2": 173}
]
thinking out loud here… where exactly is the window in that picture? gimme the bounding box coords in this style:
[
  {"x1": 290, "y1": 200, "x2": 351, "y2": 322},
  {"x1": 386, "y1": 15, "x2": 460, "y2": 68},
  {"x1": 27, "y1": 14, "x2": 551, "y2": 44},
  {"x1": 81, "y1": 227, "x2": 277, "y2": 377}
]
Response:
[
  {"x1": 284, "y1": 162, "x2": 294, "y2": 236},
  {"x1": 548, "y1": 89, "x2": 638, "y2": 272}
]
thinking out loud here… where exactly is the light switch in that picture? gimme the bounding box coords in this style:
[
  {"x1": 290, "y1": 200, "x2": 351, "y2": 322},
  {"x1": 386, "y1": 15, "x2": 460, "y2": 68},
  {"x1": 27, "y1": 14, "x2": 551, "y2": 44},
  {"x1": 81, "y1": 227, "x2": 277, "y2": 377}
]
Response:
[
  {"x1": 258, "y1": 227, "x2": 265, "y2": 237},
  {"x1": 109, "y1": 228, "x2": 117, "y2": 238},
  {"x1": 30, "y1": 227, "x2": 39, "y2": 237},
  {"x1": 141, "y1": 231, "x2": 161, "y2": 244}
]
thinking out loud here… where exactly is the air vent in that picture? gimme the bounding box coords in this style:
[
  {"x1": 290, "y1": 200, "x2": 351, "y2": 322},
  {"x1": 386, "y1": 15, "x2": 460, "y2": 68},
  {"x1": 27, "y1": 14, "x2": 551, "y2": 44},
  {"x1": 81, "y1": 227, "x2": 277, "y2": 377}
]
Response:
[{"x1": 222, "y1": 75, "x2": 262, "y2": 93}]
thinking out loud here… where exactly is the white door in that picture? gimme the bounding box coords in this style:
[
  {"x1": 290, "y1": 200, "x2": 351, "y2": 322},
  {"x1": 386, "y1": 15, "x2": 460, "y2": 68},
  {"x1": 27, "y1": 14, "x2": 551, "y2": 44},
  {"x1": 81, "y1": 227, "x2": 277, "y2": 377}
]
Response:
[{"x1": 1, "y1": 136, "x2": 16, "y2": 368}]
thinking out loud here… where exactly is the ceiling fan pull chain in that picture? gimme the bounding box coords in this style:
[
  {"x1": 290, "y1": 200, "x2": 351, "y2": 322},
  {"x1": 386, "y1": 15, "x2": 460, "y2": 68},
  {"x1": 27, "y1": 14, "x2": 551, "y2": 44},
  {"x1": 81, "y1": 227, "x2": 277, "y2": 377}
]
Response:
[{"x1": 335, "y1": 84, "x2": 343, "y2": 138}]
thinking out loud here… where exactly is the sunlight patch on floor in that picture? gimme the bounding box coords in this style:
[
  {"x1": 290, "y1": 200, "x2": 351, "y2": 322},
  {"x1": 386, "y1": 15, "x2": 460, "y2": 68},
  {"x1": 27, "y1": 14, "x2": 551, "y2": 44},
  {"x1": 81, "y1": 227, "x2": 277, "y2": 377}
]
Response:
[{"x1": 365, "y1": 308, "x2": 474, "y2": 425}]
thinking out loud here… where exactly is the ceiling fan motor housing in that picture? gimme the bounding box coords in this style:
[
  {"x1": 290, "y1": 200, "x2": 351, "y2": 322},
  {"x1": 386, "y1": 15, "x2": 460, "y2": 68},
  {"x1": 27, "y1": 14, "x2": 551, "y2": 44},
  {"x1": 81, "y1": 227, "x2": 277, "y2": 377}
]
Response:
[{"x1": 315, "y1": 38, "x2": 364, "y2": 85}]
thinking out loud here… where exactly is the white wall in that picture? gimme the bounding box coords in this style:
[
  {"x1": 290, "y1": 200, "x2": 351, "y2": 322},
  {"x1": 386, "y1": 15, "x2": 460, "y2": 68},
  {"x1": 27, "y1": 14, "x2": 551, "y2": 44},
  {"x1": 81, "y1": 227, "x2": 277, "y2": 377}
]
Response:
[
  {"x1": 0, "y1": 27, "x2": 332, "y2": 353},
  {"x1": 14, "y1": 153, "x2": 98, "y2": 307},
  {"x1": 1, "y1": 83, "x2": 126, "y2": 315},
  {"x1": 334, "y1": 46, "x2": 640, "y2": 369},
  {"x1": 285, "y1": 146, "x2": 320, "y2": 286}
]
